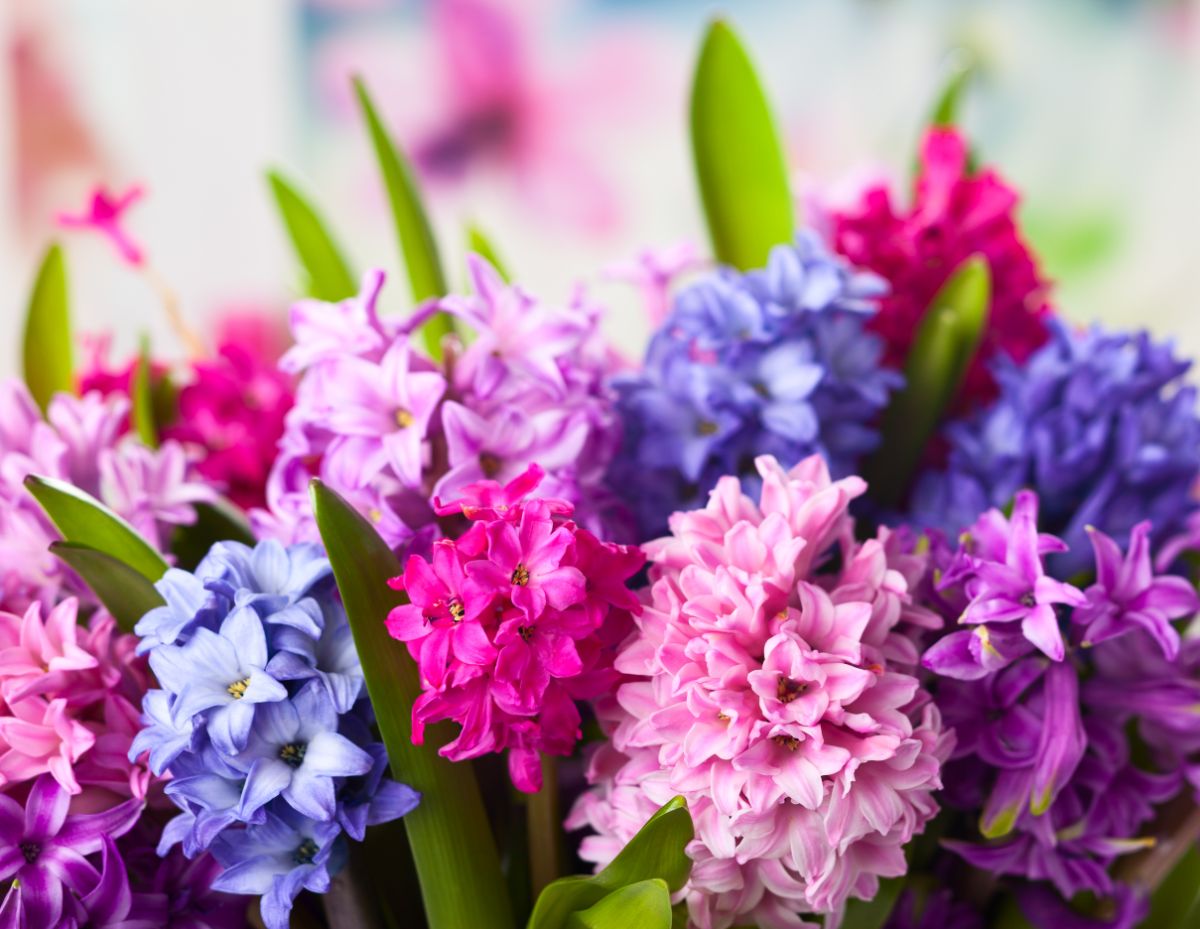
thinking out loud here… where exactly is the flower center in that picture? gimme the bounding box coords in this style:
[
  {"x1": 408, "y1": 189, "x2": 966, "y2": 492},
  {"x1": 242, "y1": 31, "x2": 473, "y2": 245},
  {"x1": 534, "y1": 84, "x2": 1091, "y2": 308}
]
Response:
[
  {"x1": 696, "y1": 419, "x2": 719, "y2": 436},
  {"x1": 772, "y1": 734, "x2": 801, "y2": 752},
  {"x1": 227, "y1": 677, "x2": 251, "y2": 699},
  {"x1": 293, "y1": 839, "x2": 319, "y2": 866},
  {"x1": 394, "y1": 407, "x2": 414, "y2": 429},
  {"x1": 279, "y1": 742, "x2": 307, "y2": 768},
  {"x1": 448, "y1": 598, "x2": 465, "y2": 622},
  {"x1": 1020, "y1": 592, "x2": 1037, "y2": 608},
  {"x1": 776, "y1": 677, "x2": 808, "y2": 704},
  {"x1": 479, "y1": 452, "x2": 502, "y2": 478},
  {"x1": 518, "y1": 624, "x2": 534, "y2": 642},
  {"x1": 19, "y1": 843, "x2": 39, "y2": 864},
  {"x1": 511, "y1": 564, "x2": 530, "y2": 586}
]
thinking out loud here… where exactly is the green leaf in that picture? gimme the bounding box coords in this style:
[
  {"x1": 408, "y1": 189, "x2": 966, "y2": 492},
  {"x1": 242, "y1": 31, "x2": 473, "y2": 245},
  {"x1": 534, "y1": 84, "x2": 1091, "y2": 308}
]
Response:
[
  {"x1": 267, "y1": 170, "x2": 358, "y2": 302},
  {"x1": 22, "y1": 243, "x2": 74, "y2": 412},
  {"x1": 25, "y1": 475, "x2": 169, "y2": 582},
  {"x1": 689, "y1": 19, "x2": 794, "y2": 271},
  {"x1": 50, "y1": 542, "x2": 164, "y2": 632},
  {"x1": 466, "y1": 223, "x2": 510, "y2": 282},
  {"x1": 840, "y1": 877, "x2": 904, "y2": 929},
  {"x1": 170, "y1": 500, "x2": 257, "y2": 571},
  {"x1": 353, "y1": 77, "x2": 453, "y2": 359},
  {"x1": 310, "y1": 480, "x2": 512, "y2": 929},
  {"x1": 929, "y1": 48, "x2": 976, "y2": 128},
  {"x1": 1143, "y1": 845, "x2": 1200, "y2": 929},
  {"x1": 527, "y1": 797, "x2": 693, "y2": 929},
  {"x1": 565, "y1": 880, "x2": 672, "y2": 929},
  {"x1": 865, "y1": 255, "x2": 991, "y2": 506},
  {"x1": 131, "y1": 335, "x2": 158, "y2": 448}
]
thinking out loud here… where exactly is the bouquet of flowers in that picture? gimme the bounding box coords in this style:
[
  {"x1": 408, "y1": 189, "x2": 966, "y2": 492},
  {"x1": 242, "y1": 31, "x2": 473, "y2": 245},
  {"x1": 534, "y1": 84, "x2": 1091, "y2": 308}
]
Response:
[{"x1": 3, "y1": 16, "x2": 1198, "y2": 929}]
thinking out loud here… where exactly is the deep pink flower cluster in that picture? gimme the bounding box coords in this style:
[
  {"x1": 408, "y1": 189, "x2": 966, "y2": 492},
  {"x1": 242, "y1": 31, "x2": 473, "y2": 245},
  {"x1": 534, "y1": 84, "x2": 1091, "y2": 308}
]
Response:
[
  {"x1": 568, "y1": 455, "x2": 949, "y2": 929},
  {"x1": 833, "y1": 127, "x2": 1051, "y2": 410},
  {"x1": 385, "y1": 466, "x2": 643, "y2": 792},
  {"x1": 0, "y1": 598, "x2": 153, "y2": 804}
]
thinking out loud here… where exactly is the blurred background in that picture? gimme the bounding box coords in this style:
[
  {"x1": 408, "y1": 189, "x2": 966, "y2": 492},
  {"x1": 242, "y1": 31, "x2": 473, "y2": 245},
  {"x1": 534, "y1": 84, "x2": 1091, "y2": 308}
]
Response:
[{"x1": 1, "y1": 0, "x2": 1198, "y2": 374}]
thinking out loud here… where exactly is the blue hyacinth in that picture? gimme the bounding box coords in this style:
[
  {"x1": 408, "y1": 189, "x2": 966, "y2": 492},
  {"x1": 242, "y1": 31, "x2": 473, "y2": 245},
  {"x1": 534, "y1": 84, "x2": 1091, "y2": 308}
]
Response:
[
  {"x1": 129, "y1": 540, "x2": 420, "y2": 929},
  {"x1": 911, "y1": 320, "x2": 1200, "y2": 576},
  {"x1": 607, "y1": 231, "x2": 900, "y2": 537}
]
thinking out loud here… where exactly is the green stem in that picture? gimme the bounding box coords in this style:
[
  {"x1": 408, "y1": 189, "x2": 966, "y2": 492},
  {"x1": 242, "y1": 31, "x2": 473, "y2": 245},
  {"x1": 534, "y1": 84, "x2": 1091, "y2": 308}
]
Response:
[{"x1": 527, "y1": 754, "x2": 563, "y2": 900}]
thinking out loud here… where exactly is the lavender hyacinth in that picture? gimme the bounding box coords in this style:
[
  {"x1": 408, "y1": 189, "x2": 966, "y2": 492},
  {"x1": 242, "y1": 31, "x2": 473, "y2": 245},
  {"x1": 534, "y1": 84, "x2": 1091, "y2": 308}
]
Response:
[
  {"x1": 912, "y1": 320, "x2": 1200, "y2": 577},
  {"x1": 129, "y1": 539, "x2": 419, "y2": 929},
  {"x1": 606, "y1": 231, "x2": 900, "y2": 537},
  {"x1": 253, "y1": 261, "x2": 627, "y2": 551}
]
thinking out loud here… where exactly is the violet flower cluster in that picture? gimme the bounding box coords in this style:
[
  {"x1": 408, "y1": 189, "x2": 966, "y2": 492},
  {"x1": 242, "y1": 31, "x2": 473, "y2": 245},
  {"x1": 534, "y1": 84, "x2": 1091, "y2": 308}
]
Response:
[
  {"x1": 0, "y1": 379, "x2": 215, "y2": 613},
  {"x1": 607, "y1": 232, "x2": 900, "y2": 538},
  {"x1": 911, "y1": 320, "x2": 1200, "y2": 577},
  {"x1": 919, "y1": 491, "x2": 1200, "y2": 923},
  {"x1": 386, "y1": 465, "x2": 643, "y2": 792},
  {"x1": 570, "y1": 455, "x2": 950, "y2": 929},
  {"x1": 129, "y1": 539, "x2": 420, "y2": 929},
  {"x1": 254, "y1": 259, "x2": 627, "y2": 552}
]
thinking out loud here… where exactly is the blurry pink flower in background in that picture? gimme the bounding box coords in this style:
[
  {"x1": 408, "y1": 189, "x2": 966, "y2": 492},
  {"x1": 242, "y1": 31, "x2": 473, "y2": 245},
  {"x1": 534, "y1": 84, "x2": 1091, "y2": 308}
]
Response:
[
  {"x1": 604, "y1": 241, "x2": 703, "y2": 327},
  {"x1": 57, "y1": 185, "x2": 146, "y2": 266}
]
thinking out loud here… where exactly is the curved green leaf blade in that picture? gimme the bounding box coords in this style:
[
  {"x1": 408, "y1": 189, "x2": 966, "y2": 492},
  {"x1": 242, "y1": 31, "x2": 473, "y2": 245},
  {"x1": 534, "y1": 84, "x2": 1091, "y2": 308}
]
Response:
[
  {"x1": 565, "y1": 880, "x2": 672, "y2": 929},
  {"x1": 353, "y1": 78, "x2": 453, "y2": 359},
  {"x1": 22, "y1": 243, "x2": 74, "y2": 412},
  {"x1": 1143, "y1": 845, "x2": 1200, "y2": 928},
  {"x1": 51, "y1": 542, "x2": 165, "y2": 632},
  {"x1": 131, "y1": 336, "x2": 158, "y2": 448},
  {"x1": 866, "y1": 255, "x2": 990, "y2": 506},
  {"x1": 527, "y1": 797, "x2": 693, "y2": 929},
  {"x1": 930, "y1": 48, "x2": 976, "y2": 128},
  {"x1": 689, "y1": 19, "x2": 794, "y2": 271},
  {"x1": 466, "y1": 223, "x2": 510, "y2": 282},
  {"x1": 840, "y1": 877, "x2": 904, "y2": 929},
  {"x1": 170, "y1": 499, "x2": 256, "y2": 571},
  {"x1": 268, "y1": 170, "x2": 358, "y2": 302},
  {"x1": 25, "y1": 475, "x2": 169, "y2": 581},
  {"x1": 310, "y1": 480, "x2": 512, "y2": 929}
]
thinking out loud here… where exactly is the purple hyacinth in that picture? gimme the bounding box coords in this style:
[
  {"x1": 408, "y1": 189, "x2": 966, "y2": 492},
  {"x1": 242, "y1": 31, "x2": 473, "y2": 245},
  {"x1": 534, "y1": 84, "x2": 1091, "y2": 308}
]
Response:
[
  {"x1": 607, "y1": 231, "x2": 900, "y2": 538},
  {"x1": 130, "y1": 539, "x2": 419, "y2": 929},
  {"x1": 911, "y1": 320, "x2": 1200, "y2": 577}
]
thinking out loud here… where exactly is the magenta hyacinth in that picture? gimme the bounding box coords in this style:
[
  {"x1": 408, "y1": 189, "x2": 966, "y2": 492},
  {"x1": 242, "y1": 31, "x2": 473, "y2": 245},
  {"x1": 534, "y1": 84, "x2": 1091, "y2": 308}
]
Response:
[
  {"x1": 386, "y1": 465, "x2": 642, "y2": 792},
  {"x1": 568, "y1": 455, "x2": 949, "y2": 929}
]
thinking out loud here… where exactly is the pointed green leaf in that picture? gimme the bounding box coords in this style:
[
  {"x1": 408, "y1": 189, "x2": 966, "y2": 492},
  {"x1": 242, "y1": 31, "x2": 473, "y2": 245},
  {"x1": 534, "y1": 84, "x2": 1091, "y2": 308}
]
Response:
[
  {"x1": 866, "y1": 255, "x2": 990, "y2": 506},
  {"x1": 25, "y1": 475, "x2": 169, "y2": 581},
  {"x1": 131, "y1": 336, "x2": 158, "y2": 448},
  {"x1": 689, "y1": 19, "x2": 794, "y2": 271},
  {"x1": 268, "y1": 170, "x2": 358, "y2": 302},
  {"x1": 930, "y1": 49, "x2": 976, "y2": 128},
  {"x1": 170, "y1": 500, "x2": 257, "y2": 571},
  {"x1": 22, "y1": 243, "x2": 74, "y2": 412},
  {"x1": 527, "y1": 797, "x2": 693, "y2": 929},
  {"x1": 353, "y1": 78, "x2": 453, "y2": 358},
  {"x1": 310, "y1": 480, "x2": 512, "y2": 929},
  {"x1": 466, "y1": 224, "x2": 510, "y2": 282},
  {"x1": 1142, "y1": 844, "x2": 1200, "y2": 928},
  {"x1": 50, "y1": 542, "x2": 164, "y2": 632},
  {"x1": 840, "y1": 877, "x2": 904, "y2": 929},
  {"x1": 565, "y1": 880, "x2": 672, "y2": 929}
]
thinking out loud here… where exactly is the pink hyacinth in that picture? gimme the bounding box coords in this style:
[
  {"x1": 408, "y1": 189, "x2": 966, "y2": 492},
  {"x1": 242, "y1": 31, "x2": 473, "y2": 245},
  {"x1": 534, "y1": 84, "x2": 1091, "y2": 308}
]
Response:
[
  {"x1": 385, "y1": 466, "x2": 642, "y2": 792},
  {"x1": 567, "y1": 455, "x2": 950, "y2": 929},
  {"x1": 57, "y1": 184, "x2": 146, "y2": 266},
  {"x1": 833, "y1": 127, "x2": 1051, "y2": 411}
]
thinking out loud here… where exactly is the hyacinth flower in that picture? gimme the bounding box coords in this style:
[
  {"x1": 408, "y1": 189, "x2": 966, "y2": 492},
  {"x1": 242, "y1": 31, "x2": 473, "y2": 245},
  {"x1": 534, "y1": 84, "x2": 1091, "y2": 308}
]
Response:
[
  {"x1": 254, "y1": 259, "x2": 627, "y2": 550},
  {"x1": 607, "y1": 232, "x2": 901, "y2": 539},
  {"x1": 911, "y1": 320, "x2": 1200, "y2": 576},
  {"x1": 130, "y1": 539, "x2": 419, "y2": 929},
  {"x1": 919, "y1": 490, "x2": 1200, "y2": 922},
  {"x1": 56, "y1": 185, "x2": 145, "y2": 266},
  {"x1": 386, "y1": 464, "x2": 642, "y2": 792},
  {"x1": 833, "y1": 126, "x2": 1052, "y2": 411},
  {"x1": 569, "y1": 455, "x2": 949, "y2": 928},
  {"x1": 0, "y1": 378, "x2": 215, "y2": 613}
]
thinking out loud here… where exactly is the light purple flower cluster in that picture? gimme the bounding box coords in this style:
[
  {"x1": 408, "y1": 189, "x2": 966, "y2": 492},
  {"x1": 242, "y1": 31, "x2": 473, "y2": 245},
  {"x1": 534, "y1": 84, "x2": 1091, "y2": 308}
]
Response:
[
  {"x1": 0, "y1": 379, "x2": 215, "y2": 612},
  {"x1": 253, "y1": 260, "x2": 626, "y2": 551},
  {"x1": 129, "y1": 539, "x2": 419, "y2": 929},
  {"x1": 919, "y1": 491, "x2": 1200, "y2": 922}
]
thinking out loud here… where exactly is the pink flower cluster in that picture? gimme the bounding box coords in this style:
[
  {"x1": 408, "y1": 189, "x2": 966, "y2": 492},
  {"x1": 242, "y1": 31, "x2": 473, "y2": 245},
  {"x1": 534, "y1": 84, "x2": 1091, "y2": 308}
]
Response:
[
  {"x1": 834, "y1": 127, "x2": 1051, "y2": 411},
  {"x1": 385, "y1": 466, "x2": 643, "y2": 792},
  {"x1": 0, "y1": 598, "x2": 153, "y2": 803},
  {"x1": 254, "y1": 259, "x2": 627, "y2": 552},
  {"x1": 568, "y1": 456, "x2": 950, "y2": 929},
  {"x1": 0, "y1": 379, "x2": 215, "y2": 612}
]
